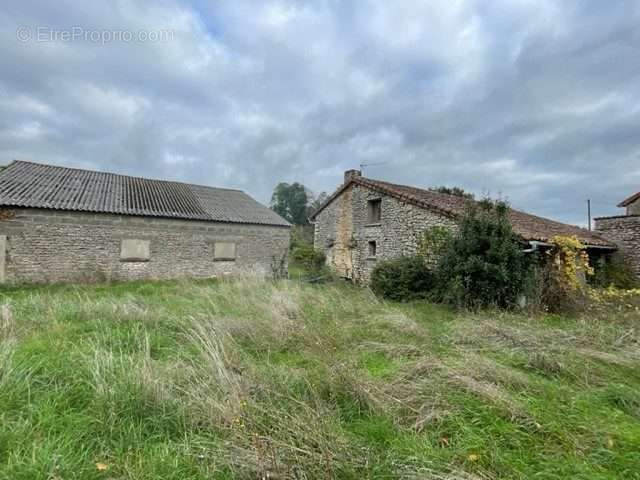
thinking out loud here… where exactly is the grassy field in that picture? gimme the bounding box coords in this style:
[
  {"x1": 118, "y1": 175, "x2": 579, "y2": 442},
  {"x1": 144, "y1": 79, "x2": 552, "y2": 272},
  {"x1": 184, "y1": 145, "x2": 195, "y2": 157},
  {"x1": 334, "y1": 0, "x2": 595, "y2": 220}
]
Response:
[{"x1": 0, "y1": 277, "x2": 638, "y2": 479}]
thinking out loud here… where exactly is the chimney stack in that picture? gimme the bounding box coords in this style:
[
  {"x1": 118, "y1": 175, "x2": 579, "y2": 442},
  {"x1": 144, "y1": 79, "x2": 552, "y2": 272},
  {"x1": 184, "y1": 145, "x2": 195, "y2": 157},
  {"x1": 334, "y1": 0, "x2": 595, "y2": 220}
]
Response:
[{"x1": 344, "y1": 169, "x2": 361, "y2": 183}]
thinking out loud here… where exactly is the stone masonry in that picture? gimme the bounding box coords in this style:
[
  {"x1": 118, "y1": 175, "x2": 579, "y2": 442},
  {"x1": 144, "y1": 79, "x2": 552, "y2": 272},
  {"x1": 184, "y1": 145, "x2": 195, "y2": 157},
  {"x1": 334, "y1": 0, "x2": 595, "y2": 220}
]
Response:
[
  {"x1": 595, "y1": 214, "x2": 640, "y2": 278},
  {"x1": 0, "y1": 208, "x2": 290, "y2": 284},
  {"x1": 627, "y1": 200, "x2": 640, "y2": 216},
  {"x1": 314, "y1": 181, "x2": 456, "y2": 283}
]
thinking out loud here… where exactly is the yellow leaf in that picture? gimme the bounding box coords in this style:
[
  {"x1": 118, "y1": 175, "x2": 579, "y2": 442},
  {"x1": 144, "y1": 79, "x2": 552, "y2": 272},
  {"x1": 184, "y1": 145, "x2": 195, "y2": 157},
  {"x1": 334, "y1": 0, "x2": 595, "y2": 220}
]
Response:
[
  {"x1": 96, "y1": 462, "x2": 108, "y2": 471},
  {"x1": 607, "y1": 438, "x2": 615, "y2": 448},
  {"x1": 467, "y1": 453, "x2": 480, "y2": 461}
]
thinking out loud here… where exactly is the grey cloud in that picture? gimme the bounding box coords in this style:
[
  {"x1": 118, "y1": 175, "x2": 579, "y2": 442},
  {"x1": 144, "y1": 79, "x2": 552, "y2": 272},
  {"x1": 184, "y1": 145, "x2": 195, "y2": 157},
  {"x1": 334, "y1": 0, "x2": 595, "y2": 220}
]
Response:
[{"x1": 0, "y1": 0, "x2": 638, "y2": 226}]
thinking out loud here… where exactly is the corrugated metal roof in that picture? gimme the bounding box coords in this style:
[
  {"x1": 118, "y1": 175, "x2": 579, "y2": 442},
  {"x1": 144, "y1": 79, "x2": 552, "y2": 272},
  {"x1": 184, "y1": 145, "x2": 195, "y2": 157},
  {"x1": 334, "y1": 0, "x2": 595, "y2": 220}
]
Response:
[
  {"x1": 0, "y1": 160, "x2": 290, "y2": 227},
  {"x1": 311, "y1": 175, "x2": 613, "y2": 247}
]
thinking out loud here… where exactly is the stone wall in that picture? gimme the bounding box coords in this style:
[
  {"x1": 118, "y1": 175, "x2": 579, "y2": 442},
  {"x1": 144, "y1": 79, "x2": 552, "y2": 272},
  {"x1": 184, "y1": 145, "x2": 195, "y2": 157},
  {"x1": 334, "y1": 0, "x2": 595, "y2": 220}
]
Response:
[
  {"x1": 0, "y1": 208, "x2": 290, "y2": 284},
  {"x1": 627, "y1": 200, "x2": 640, "y2": 216},
  {"x1": 314, "y1": 184, "x2": 457, "y2": 283},
  {"x1": 595, "y1": 214, "x2": 640, "y2": 278}
]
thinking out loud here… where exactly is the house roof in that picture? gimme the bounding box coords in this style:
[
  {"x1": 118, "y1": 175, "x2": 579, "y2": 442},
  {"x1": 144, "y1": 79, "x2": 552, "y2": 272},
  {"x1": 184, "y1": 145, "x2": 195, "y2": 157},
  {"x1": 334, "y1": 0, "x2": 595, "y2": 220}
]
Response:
[
  {"x1": 0, "y1": 160, "x2": 290, "y2": 227},
  {"x1": 618, "y1": 191, "x2": 640, "y2": 208},
  {"x1": 311, "y1": 175, "x2": 614, "y2": 248}
]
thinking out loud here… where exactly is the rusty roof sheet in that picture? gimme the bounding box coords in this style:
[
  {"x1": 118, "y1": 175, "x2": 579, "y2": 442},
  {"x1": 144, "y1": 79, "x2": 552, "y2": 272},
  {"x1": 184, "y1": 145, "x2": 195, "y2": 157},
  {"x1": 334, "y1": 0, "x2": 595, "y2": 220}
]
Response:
[
  {"x1": 311, "y1": 176, "x2": 613, "y2": 247},
  {"x1": 0, "y1": 160, "x2": 290, "y2": 227}
]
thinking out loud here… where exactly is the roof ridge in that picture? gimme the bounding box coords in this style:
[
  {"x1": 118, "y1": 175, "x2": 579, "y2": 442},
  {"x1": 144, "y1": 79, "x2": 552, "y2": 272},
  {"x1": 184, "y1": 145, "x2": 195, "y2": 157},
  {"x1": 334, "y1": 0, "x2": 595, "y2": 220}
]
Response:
[
  {"x1": 0, "y1": 160, "x2": 290, "y2": 227},
  {"x1": 617, "y1": 190, "x2": 640, "y2": 207},
  {"x1": 362, "y1": 176, "x2": 598, "y2": 236},
  {"x1": 310, "y1": 174, "x2": 613, "y2": 247},
  {"x1": 7, "y1": 159, "x2": 244, "y2": 193}
]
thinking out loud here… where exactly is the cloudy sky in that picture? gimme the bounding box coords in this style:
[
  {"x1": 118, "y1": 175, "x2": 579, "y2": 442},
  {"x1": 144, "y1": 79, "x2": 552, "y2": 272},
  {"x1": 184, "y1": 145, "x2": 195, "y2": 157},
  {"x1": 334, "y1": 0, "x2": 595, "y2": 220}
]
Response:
[{"x1": 1, "y1": 1, "x2": 639, "y2": 225}]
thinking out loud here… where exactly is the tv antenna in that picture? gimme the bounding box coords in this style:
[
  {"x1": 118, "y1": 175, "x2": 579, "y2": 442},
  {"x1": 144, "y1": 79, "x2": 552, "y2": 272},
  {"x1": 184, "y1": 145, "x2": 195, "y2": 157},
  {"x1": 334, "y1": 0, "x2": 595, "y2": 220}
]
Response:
[{"x1": 359, "y1": 161, "x2": 388, "y2": 176}]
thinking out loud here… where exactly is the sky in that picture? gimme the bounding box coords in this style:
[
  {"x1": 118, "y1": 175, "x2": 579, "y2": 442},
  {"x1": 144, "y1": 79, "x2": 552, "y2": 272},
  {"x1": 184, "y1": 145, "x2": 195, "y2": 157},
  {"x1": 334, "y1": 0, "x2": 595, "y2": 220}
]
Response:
[{"x1": 1, "y1": 1, "x2": 639, "y2": 226}]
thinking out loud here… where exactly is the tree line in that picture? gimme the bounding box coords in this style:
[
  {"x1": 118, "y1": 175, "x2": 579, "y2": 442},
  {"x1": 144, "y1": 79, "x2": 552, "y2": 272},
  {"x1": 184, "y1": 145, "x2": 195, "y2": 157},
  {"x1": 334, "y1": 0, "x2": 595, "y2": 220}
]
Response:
[{"x1": 270, "y1": 182, "x2": 327, "y2": 226}]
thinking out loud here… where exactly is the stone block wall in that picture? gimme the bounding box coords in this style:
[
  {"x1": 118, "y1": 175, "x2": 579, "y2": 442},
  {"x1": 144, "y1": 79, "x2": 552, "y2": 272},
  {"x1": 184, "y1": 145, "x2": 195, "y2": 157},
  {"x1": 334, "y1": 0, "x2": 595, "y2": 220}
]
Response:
[
  {"x1": 627, "y1": 201, "x2": 640, "y2": 216},
  {"x1": 0, "y1": 208, "x2": 290, "y2": 284},
  {"x1": 595, "y1": 214, "x2": 640, "y2": 278},
  {"x1": 314, "y1": 184, "x2": 456, "y2": 283}
]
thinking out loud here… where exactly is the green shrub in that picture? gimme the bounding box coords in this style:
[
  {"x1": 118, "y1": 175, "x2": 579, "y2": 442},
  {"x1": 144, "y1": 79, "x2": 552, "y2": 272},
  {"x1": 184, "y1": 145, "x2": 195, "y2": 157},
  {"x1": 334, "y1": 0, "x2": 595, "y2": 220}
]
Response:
[
  {"x1": 592, "y1": 253, "x2": 638, "y2": 290},
  {"x1": 434, "y1": 199, "x2": 532, "y2": 309},
  {"x1": 290, "y1": 225, "x2": 314, "y2": 250},
  {"x1": 370, "y1": 256, "x2": 434, "y2": 302},
  {"x1": 291, "y1": 243, "x2": 326, "y2": 274},
  {"x1": 526, "y1": 260, "x2": 589, "y2": 314},
  {"x1": 417, "y1": 226, "x2": 452, "y2": 265}
]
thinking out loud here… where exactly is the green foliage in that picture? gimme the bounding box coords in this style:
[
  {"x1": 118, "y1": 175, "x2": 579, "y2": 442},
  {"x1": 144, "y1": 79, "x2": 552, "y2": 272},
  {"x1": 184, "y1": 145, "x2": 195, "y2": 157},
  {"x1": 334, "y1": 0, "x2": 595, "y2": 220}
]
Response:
[
  {"x1": 527, "y1": 236, "x2": 594, "y2": 314},
  {"x1": 270, "y1": 182, "x2": 309, "y2": 225},
  {"x1": 434, "y1": 199, "x2": 532, "y2": 309},
  {"x1": 270, "y1": 183, "x2": 328, "y2": 227},
  {"x1": 429, "y1": 185, "x2": 475, "y2": 199},
  {"x1": 290, "y1": 243, "x2": 326, "y2": 274},
  {"x1": 417, "y1": 226, "x2": 453, "y2": 264},
  {"x1": 289, "y1": 225, "x2": 314, "y2": 250},
  {"x1": 593, "y1": 252, "x2": 639, "y2": 289},
  {"x1": 307, "y1": 191, "x2": 328, "y2": 219},
  {"x1": 370, "y1": 256, "x2": 434, "y2": 301},
  {"x1": 0, "y1": 279, "x2": 638, "y2": 478}
]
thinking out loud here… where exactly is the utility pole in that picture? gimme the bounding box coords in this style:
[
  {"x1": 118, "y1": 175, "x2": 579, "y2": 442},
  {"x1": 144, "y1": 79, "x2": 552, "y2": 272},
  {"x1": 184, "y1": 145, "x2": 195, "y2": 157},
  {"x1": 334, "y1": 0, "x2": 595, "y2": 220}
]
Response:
[{"x1": 587, "y1": 199, "x2": 591, "y2": 231}]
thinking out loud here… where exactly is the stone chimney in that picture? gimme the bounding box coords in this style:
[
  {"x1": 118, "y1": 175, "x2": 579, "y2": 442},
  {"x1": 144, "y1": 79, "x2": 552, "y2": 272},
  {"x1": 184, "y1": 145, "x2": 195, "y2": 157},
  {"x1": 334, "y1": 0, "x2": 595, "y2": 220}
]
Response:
[{"x1": 344, "y1": 169, "x2": 361, "y2": 183}]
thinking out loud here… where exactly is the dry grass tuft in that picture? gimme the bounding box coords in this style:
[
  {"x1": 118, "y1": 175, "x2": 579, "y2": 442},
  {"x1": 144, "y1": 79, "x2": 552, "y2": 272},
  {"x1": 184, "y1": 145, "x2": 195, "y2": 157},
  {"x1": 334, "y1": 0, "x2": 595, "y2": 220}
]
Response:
[
  {"x1": 389, "y1": 354, "x2": 536, "y2": 428},
  {"x1": 357, "y1": 341, "x2": 423, "y2": 358},
  {"x1": 457, "y1": 351, "x2": 531, "y2": 389},
  {"x1": 219, "y1": 394, "x2": 360, "y2": 479},
  {"x1": 178, "y1": 318, "x2": 247, "y2": 427},
  {"x1": 525, "y1": 352, "x2": 566, "y2": 377},
  {"x1": 0, "y1": 302, "x2": 14, "y2": 343},
  {"x1": 180, "y1": 317, "x2": 366, "y2": 479},
  {"x1": 577, "y1": 348, "x2": 639, "y2": 369},
  {"x1": 393, "y1": 463, "x2": 494, "y2": 480},
  {"x1": 448, "y1": 372, "x2": 526, "y2": 419},
  {"x1": 377, "y1": 311, "x2": 426, "y2": 337},
  {"x1": 379, "y1": 358, "x2": 451, "y2": 430}
]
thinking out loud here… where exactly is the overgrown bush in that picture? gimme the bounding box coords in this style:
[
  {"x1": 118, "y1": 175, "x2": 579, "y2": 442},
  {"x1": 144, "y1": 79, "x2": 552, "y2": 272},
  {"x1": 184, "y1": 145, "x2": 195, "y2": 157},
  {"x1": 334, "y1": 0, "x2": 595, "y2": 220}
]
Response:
[
  {"x1": 592, "y1": 252, "x2": 638, "y2": 290},
  {"x1": 291, "y1": 243, "x2": 326, "y2": 274},
  {"x1": 417, "y1": 225, "x2": 452, "y2": 266},
  {"x1": 531, "y1": 236, "x2": 594, "y2": 313},
  {"x1": 289, "y1": 225, "x2": 314, "y2": 250},
  {"x1": 370, "y1": 256, "x2": 434, "y2": 301},
  {"x1": 433, "y1": 200, "x2": 532, "y2": 309}
]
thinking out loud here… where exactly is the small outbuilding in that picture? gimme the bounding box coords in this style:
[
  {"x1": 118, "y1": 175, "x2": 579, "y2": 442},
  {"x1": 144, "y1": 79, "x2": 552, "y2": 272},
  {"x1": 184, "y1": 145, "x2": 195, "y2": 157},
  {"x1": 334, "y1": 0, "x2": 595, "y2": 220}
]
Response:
[{"x1": 0, "y1": 160, "x2": 290, "y2": 284}]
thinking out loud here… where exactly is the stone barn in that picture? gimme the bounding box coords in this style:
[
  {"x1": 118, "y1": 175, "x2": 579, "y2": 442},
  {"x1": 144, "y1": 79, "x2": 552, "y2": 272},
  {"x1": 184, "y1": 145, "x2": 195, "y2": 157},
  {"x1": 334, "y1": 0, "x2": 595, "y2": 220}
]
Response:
[
  {"x1": 311, "y1": 170, "x2": 615, "y2": 283},
  {"x1": 0, "y1": 160, "x2": 290, "y2": 284},
  {"x1": 595, "y1": 190, "x2": 640, "y2": 279}
]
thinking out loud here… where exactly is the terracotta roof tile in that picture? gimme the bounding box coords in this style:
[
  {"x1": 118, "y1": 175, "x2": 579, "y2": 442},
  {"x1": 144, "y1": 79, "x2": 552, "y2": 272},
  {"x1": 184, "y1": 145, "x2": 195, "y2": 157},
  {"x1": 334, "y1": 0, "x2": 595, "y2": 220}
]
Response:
[{"x1": 311, "y1": 176, "x2": 613, "y2": 247}]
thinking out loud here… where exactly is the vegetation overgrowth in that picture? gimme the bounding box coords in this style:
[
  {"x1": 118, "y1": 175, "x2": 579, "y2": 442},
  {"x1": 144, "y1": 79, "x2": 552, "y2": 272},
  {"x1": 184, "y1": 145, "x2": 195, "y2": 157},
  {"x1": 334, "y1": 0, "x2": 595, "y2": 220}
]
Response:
[{"x1": 0, "y1": 275, "x2": 638, "y2": 479}]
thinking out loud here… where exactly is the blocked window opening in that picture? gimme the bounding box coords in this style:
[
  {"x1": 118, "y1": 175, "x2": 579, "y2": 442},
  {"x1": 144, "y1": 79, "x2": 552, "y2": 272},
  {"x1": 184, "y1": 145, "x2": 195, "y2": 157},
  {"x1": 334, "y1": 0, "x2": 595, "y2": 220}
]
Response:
[
  {"x1": 367, "y1": 199, "x2": 382, "y2": 223},
  {"x1": 368, "y1": 240, "x2": 377, "y2": 258},
  {"x1": 120, "y1": 239, "x2": 150, "y2": 262},
  {"x1": 214, "y1": 242, "x2": 237, "y2": 261}
]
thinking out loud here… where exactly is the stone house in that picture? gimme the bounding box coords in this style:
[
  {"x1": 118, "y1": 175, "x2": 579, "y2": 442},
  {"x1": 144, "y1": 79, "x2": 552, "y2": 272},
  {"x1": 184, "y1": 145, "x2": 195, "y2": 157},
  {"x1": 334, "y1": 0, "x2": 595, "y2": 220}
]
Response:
[
  {"x1": 0, "y1": 160, "x2": 290, "y2": 284},
  {"x1": 311, "y1": 170, "x2": 615, "y2": 283},
  {"x1": 594, "y1": 191, "x2": 640, "y2": 278}
]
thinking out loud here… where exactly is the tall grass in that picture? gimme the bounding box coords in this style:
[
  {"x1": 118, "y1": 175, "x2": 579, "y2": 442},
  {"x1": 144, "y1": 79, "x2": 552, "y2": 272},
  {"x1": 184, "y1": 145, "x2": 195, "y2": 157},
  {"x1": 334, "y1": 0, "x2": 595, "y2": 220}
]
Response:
[{"x1": 0, "y1": 278, "x2": 638, "y2": 478}]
